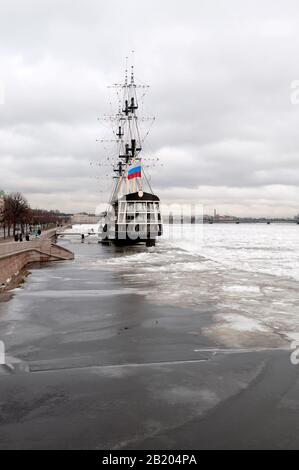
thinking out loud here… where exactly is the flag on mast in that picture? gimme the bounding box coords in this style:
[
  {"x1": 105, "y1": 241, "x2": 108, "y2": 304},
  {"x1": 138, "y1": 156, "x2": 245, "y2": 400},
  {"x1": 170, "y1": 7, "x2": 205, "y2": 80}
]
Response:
[{"x1": 128, "y1": 165, "x2": 141, "y2": 180}]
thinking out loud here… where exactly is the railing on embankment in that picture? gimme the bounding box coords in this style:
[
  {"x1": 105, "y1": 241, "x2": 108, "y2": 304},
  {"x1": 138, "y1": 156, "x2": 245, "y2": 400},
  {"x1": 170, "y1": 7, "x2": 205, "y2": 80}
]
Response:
[{"x1": 0, "y1": 230, "x2": 74, "y2": 286}]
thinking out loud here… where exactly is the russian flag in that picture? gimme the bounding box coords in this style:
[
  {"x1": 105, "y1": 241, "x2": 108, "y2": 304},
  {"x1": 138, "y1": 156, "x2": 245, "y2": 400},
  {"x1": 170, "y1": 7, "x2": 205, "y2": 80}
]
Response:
[{"x1": 128, "y1": 165, "x2": 141, "y2": 180}]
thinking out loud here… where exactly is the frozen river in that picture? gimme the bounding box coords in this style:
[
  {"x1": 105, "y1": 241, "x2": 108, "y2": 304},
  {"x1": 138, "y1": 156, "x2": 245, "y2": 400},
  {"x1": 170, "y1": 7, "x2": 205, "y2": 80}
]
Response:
[
  {"x1": 1, "y1": 223, "x2": 299, "y2": 449},
  {"x1": 77, "y1": 223, "x2": 299, "y2": 348}
]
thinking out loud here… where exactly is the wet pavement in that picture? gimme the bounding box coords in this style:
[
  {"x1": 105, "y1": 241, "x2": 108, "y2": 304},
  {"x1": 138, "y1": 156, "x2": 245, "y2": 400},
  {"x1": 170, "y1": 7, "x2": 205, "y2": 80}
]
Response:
[{"x1": 0, "y1": 239, "x2": 299, "y2": 449}]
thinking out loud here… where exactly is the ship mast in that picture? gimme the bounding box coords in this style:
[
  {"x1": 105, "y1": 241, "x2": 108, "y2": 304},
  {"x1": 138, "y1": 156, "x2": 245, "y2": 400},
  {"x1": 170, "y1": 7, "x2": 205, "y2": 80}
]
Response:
[{"x1": 110, "y1": 63, "x2": 146, "y2": 202}]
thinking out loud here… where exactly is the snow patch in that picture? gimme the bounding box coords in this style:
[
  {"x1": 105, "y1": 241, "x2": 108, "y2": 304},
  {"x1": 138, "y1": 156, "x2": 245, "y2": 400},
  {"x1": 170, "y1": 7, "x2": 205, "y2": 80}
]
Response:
[
  {"x1": 220, "y1": 314, "x2": 269, "y2": 332},
  {"x1": 222, "y1": 285, "x2": 261, "y2": 294}
]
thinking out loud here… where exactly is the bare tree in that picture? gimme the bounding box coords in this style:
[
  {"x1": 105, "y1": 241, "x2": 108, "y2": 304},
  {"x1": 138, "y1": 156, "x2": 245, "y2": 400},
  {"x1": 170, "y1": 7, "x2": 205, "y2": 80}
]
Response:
[
  {"x1": 0, "y1": 194, "x2": 5, "y2": 238},
  {"x1": 4, "y1": 192, "x2": 31, "y2": 236},
  {"x1": 0, "y1": 191, "x2": 69, "y2": 239},
  {"x1": 31, "y1": 208, "x2": 68, "y2": 227}
]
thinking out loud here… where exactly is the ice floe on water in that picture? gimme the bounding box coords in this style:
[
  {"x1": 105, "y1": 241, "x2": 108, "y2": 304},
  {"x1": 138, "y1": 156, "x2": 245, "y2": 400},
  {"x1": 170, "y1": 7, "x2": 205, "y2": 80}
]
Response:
[
  {"x1": 171, "y1": 223, "x2": 299, "y2": 281},
  {"x1": 82, "y1": 222, "x2": 299, "y2": 281},
  {"x1": 79, "y1": 223, "x2": 299, "y2": 346},
  {"x1": 222, "y1": 285, "x2": 261, "y2": 295},
  {"x1": 219, "y1": 314, "x2": 269, "y2": 333},
  {"x1": 65, "y1": 223, "x2": 299, "y2": 346}
]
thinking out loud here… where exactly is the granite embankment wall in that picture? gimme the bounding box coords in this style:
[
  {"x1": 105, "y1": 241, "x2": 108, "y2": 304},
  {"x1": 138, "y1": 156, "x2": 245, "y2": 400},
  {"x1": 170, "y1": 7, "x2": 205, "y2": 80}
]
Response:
[{"x1": 0, "y1": 230, "x2": 74, "y2": 286}]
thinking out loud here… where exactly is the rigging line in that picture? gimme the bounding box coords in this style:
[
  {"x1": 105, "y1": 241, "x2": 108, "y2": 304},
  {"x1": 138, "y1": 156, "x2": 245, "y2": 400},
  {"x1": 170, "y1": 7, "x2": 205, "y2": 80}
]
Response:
[
  {"x1": 107, "y1": 178, "x2": 117, "y2": 208},
  {"x1": 141, "y1": 118, "x2": 155, "y2": 144},
  {"x1": 133, "y1": 93, "x2": 141, "y2": 145},
  {"x1": 108, "y1": 115, "x2": 116, "y2": 138},
  {"x1": 128, "y1": 114, "x2": 133, "y2": 144},
  {"x1": 133, "y1": 80, "x2": 138, "y2": 108},
  {"x1": 142, "y1": 127, "x2": 157, "y2": 156},
  {"x1": 101, "y1": 177, "x2": 113, "y2": 209},
  {"x1": 112, "y1": 175, "x2": 122, "y2": 201},
  {"x1": 139, "y1": 86, "x2": 149, "y2": 102},
  {"x1": 108, "y1": 98, "x2": 118, "y2": 138},
  {"x1": 134, "y1": 107, "x2": 141, "y2": 149},
  {"x1": 142, "y1": 167, "x2": 154, "y2": 194},
  {"x1": 135, "y1": 116, "x2": 142, "y2": 150}
]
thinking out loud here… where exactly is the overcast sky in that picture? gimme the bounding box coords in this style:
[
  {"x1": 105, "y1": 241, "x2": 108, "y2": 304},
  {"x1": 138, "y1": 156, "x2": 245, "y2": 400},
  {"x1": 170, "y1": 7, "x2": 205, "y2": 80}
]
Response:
[{"x1": 1, "y1": 0, "x2": 299, "y2": 216}]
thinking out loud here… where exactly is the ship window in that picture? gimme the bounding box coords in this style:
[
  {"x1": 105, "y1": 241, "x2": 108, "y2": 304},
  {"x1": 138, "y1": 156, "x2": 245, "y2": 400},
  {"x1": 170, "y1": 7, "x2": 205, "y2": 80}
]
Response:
[
  {"x1": 154, "y1": 203, "x2": 161, "y2": 216},
  {"x1": 136, "y1": 202, "x2": 147, "y2": 211},
  {"x1": 127, "y1": 202, "x2": 135, "y2": 211},
  {"x1": 136, "y1": 213, "x2": 146, "y2": 222},
  {"x1": 147, "y1": 202, "x2": 154, "y2": 212},
  {"x1": 118, "y1": 224, "x2": 126, "y2": 233},
  {"x1": 138, "y1": 224, "x2": 147, "y2": 233},
  {"x1": 147, "y1": 213, "x2": 156, "y2": 222}
]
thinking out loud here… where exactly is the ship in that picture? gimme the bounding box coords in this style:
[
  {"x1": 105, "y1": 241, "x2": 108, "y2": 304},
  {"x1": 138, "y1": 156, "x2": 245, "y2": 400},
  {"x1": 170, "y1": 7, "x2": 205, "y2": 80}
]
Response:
[{"x1": 98, "y1": 64, "x2": 163, "y2": 247}]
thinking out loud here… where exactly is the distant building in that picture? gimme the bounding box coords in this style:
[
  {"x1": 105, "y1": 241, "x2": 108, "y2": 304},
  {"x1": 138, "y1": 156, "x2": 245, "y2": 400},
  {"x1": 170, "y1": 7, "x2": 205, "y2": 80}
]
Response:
[
  {"x1": 203, "y1": 212, "x2": 238, "y2": 223},
  {"x1": 71, "y1": 213, "x2": 101, "y2": 224}
]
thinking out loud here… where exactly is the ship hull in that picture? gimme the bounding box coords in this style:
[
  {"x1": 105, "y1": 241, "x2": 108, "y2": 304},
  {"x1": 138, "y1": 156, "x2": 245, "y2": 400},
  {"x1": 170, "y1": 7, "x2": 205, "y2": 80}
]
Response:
[
  {"x1": 99, "y1": 191, "x2": 162, "y2": 247},
  {"x1": 111, "y1": 236, "x2": 156, "y2": 247},
  {"x1": 99, "y1": 225, "x2": 162, "y2": 246}
]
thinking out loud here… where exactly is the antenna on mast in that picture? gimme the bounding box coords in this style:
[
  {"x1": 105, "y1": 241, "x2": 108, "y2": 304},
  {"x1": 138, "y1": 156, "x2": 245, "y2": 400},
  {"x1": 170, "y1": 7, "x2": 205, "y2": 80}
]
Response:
[
  {"x1": 124, "y1": 56, "x2": 128, "y2": 86},
  {"x1": 97, "y1": 55, "x2": 157, "y2": 202},
  {"x1": 130, "y1": 50, "x2": 135, "y2": 85}
]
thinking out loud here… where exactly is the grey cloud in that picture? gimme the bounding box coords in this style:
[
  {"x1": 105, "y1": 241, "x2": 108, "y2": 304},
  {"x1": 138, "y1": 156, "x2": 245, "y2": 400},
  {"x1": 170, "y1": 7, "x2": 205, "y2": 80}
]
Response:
[{"x1": 1, "y1": 0, "x2": 299, "y2": 215}]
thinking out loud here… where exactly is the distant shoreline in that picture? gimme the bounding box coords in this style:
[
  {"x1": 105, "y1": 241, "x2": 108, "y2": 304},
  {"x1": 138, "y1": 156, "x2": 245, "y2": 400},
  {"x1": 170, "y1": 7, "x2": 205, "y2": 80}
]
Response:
[{"x1": 168, "y1": 220, "x2": 299, "y2": 224}]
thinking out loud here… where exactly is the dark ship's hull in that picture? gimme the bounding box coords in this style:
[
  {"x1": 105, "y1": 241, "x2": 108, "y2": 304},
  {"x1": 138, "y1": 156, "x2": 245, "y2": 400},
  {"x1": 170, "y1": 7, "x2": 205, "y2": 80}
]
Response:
[{"x1": 99, "y1": 191, "x2": 162, "y2": 246}]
